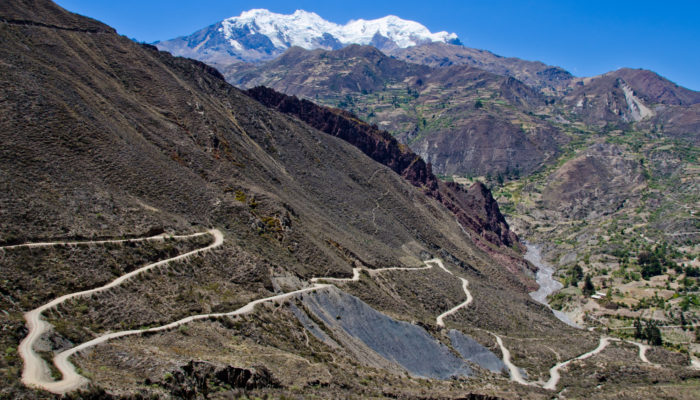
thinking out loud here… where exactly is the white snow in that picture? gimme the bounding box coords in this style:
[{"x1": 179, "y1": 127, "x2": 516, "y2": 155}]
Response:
[
  {"x1": 229, "y1": 39, "x2": 243, "y2": 51},
  {"x1": 343, "y1": 15, "x2": 457, "y2": 48},
  {"x1": 219, "y1": 9, "x2": 458, "y2": 51}
]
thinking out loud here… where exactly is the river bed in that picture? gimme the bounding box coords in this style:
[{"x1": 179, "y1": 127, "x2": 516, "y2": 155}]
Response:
[{"x1": 525, "y1": 243, "x2": 581, "y2": 328}]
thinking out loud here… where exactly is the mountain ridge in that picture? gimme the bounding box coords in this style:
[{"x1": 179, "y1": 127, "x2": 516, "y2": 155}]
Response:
[
  {"x1": 387, "y1": 42, "x2": 574, "y2": 90},
  {"x1": 155, "y1": 8, "x2": 460, "y2": 64},
  {"x1": 2, "y1": 1, "x2": 698, "y2": 398}
]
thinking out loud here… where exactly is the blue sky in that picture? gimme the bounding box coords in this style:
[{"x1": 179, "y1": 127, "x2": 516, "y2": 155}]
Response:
[{"x1": 55, "y1": 0, "x2": 700, "y2": 90}]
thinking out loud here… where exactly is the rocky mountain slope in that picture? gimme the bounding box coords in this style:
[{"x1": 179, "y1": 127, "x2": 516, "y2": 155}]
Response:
[
  {"x1": 200, "y1": 12, "x2": 700, "y2": 386},
  {"x1": 558, "y1": 68, "x2": 700, "y2": 144},
  {"x1": 0, "y1": 1, "x2": 583, "y2": 399},
  {"x1": 2, "y1": 1, "x2": 698, "y2": 399},
  {"x1": 243, "y1": 86, "x2": 520, "y2": 250},
  {"x1": 224, "y1": 45, "x2": 566, "y2": 177},
  {"x1": 155, "y1": 8, "x2": 460, "y2": 65}
]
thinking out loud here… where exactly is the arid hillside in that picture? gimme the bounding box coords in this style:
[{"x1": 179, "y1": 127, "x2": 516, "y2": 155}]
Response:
[{"x1": 1, "y1": 1, "x2": 698, "y2": 399}]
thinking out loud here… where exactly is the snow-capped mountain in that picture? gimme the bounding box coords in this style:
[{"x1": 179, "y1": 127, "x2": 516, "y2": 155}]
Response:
[{"x1": 155, "y1": 9, "x2": 461, "y2": 64}]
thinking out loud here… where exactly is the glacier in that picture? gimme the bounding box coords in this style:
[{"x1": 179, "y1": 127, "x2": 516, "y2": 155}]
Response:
[{"x1": 156, "y1": 8, "x2": 460, "y2": 64}]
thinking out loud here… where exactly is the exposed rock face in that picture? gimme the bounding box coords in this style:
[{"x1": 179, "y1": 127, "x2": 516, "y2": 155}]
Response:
[
  {"x1": 245, "y1": 86, "x2": 519, "y2": 248},
  {"x1": 244, "y1": 85, "x2": 439, "y2": 193},
  {"x1": 300, "y1": 288, "x2": 472, "y2": 379},
  {"x1": 448, "y1": 329, "x2": 505, "y2": 373},
  {"x1": 610, "y1": 68, "x2": 700, "y2": 106},
  {"x1": 441, "y1": 181, "x2": 519, "y2": 247},
  {"x1": 162, "y1": 361, "x2": 279, "y2": 398},
  {"x1": 562, "y1": 69, "x2": 700, "y2": 143}
]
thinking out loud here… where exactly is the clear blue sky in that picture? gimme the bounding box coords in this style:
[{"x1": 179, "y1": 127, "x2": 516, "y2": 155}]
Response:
[{"x1": 55, "y1": 0, "x2": 700, "y2": 90}]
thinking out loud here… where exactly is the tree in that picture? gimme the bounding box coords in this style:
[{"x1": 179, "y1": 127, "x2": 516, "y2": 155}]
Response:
[
  {"x1": 638, "y1": 250, "x2": 664, "y2": 279},
  {"x1": 583, "y1": 275, "x2": 595, "y2": 296},
  {"x1": 644, "y1": 320, "x2": 662, "y2": 346},
  {"x1": 570, "y1": 265, "x2": 584, "y2": 287},
  {"x1": 634, "y1": 318, "x2": 643, "y2": 340},
  {"x1": 474, "y1": 99, "x2": 483, "y2": 109}
]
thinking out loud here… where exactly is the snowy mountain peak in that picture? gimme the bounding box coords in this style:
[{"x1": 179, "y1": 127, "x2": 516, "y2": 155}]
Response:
[
  {"x1": 343, "y1": 15, "x2": 459, "y2": 49},
  {"x1": 219, "y1": 9, "x2": 458, "y2": 51},
  {"x1": 221, "y1": 9, "x2": 339, "y2": 50},
  {"x1": 156, "y1": 9, "x2": 461, "y2": 64}
]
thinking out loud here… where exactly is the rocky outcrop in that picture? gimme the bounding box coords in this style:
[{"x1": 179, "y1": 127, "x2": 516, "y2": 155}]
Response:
[
  {"x1": 245, "y1": 86, "x2": 519, "y2": 248},
  {"x1": 610, "y1": 68, "x2": 700, "y2": 106},
  {"x1": 441, "y1": 181, "x2": 519, "y2": 247},
  {"x1": 563, "y1": 68, "x2": 700, "y2": 132},
  {"x1": 159, "y1": 361, "x2": 279, "y2": 399}
]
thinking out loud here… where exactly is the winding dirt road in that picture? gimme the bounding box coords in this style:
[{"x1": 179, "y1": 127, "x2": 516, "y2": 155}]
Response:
[
  {"x1": 15, "y1": 229, "x2": 223, "y2": 394},
  {"x1": 311, "y1": 258, "x2": 473, "y2": 328},
  {"x1": 16, "y1": 236, "x2": 464, "y2": 395},
  {"x1": 11, "y1": 231, "x2": 679, "y2": 394},
  {"x1": 627, "y1": 340, "x2": 652, "y2": 364},
  {"x1": 436, "y1": 278, "x2": 472, "y2": 328},
  {"x1": 543, "y1": 337, "x2": 619, "y2": 390},
  {"x1": 1, "y1": 231, "x2": 209, "y2": 250},
  {"x1": 493, "y1": 334, "x2": 534, "y2": 386}
]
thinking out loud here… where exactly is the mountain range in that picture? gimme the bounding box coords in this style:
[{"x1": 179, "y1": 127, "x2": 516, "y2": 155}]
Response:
[
  {"x1": 2, "y1": 2, "x2": 699, "y2": 399},
  {"x1": 158, "y1": 8, "x2": 700, "y2": 176},
  {"x1": 156, "y1": 7, "x2": 700, "y2": 392},
  {"x1": 155, "y1": 9, "x2": 461, "y2": 64}
]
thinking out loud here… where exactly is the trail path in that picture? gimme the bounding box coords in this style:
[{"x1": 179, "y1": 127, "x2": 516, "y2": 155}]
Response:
[
  {"x1": 436, "y1": 278, "x2": 472, "y2": 328},
  {"x1": 1, "y1": 231, "x2": 209, "y2": 250}
]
